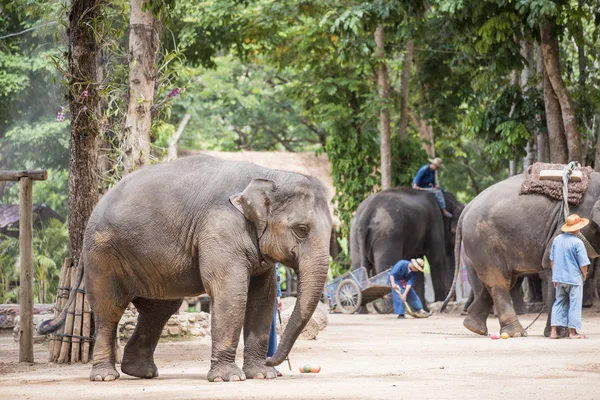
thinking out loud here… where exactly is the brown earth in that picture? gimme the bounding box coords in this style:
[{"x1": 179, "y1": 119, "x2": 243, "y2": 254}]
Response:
[{"x1": 1, "y1": 310, "x2": 600, "y2": 400}]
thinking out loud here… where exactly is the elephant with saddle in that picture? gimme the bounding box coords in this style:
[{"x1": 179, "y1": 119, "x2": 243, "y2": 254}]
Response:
[
  {"x1": 40, "y1": 155, "x2": 332, "y2": 382},
  {"x1": 350, "y1": 188, "x2": 464, "y2": 310},
  {"x1": 443, "y1": 172, "x2": 600, "y2": 337}
]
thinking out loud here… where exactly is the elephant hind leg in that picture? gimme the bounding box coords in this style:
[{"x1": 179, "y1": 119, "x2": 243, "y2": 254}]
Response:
[
  {"x1": 464, "y1": 284, "x2": 493, "y2": 335},
  {"x1": 88, "y1": 290, "x2": 130, "y2": 381},
  {"x1": 491, "y1": 284, "x2": 527, "y2": 337},
  {"x1": 122, "y1": 298, "x2": 183, "y2": 379}
]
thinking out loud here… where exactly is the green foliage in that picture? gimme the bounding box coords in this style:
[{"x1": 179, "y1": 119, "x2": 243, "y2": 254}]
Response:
[
  {"x1": 0, "y1": 237, "x2": 20, "y2": 303},
  {"x1": 0, "y1": 219, "x2": 69, "y2": 304},
  {"x1": 171, "y1": 57, "x2": 324, "y2": 152}
]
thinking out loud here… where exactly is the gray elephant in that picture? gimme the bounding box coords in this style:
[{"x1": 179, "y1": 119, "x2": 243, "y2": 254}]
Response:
[
  {"x1": 39, "y1": 155, "x2": 332, "y2": 382},
  {"x1": 350, "y1": 188, "x2": 464, "y2": 307},
  {"x1": 443, "y1": 174, "x2": 600, "y2": 337}
]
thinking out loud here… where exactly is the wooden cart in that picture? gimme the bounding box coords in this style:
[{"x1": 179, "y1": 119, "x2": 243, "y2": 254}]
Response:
[{"x1": 325, "y1": 267, "x2": 392, "y2": 314}]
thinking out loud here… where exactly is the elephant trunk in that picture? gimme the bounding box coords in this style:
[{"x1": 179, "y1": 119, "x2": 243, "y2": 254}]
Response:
[{"x1": 266, "y1": 257, "x2": 328, "y2": 366}]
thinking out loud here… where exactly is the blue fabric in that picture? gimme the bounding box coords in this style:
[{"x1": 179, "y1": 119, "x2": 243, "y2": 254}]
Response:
[
  {"x1": 412, "y1": 165, "x2": 436, "y2": 188},
  {"x1": 389, "y1": 260, "x2": 417, "y2": 287},
  {"x1": 392, "y1": 285, "x2": 424, "y2": 315},
  {"x1": 430, "y1": 188, "x2": 446, "y2": 209},
  {"x1": 550, "y1": 233, "x2": 590, "y2": 285},
  {"x1": 551, "y1": 283, "x2": 583, "y2": 330},
  {"x1": 276, "y1": 263, "x2": 282, "y2": 297},
  {"x1": 267, "y1": 298, "x2": 277, "y2": 357},
  {"x1": 268, "y1": 264, "x2": 283, "y2": 357}
]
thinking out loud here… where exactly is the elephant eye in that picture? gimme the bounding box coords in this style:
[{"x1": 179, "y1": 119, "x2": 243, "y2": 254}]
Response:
[{"x1": 293, "y1": 225, "x2": 309, "y2": 239}]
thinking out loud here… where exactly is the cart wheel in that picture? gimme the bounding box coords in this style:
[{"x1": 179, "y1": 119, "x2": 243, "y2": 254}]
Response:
[
  {"x1": 335, "y1": 279, "x2": 362, "y2": 314},
  {"x1": 372, "y1": 294, "x2": 394, "y2": 314}
]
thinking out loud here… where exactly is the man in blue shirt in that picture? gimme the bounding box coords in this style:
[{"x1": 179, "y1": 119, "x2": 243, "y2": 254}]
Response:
[
  {"x1": 389, "y1": 258, "x2": 430, "y2": 319},
  {"x1": 549, "y1": 214, "x2": 591, "y2": 339},
  {"x1": 412, "y1": 157, "x2": 452, "y2": 218}
]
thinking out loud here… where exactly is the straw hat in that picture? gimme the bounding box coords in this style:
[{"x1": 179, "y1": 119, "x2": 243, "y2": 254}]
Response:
[
  {"x1": 429, "y1": 157, "x2": 444, "y2": 168},
  {"x1": 561, "y1": 214, "x2": 589, "y2": 233},
  {"x1": 410, "y1": 258, "x2": 425, "y2": 272}
]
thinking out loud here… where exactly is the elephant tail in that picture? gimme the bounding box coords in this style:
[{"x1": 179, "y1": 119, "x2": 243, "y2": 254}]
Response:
[
  {"x1": 38, "y1": 258, "x2": 84, "y2": 335},
  {"x1": 441, "y1": 202, "x2": 467, "y2": 312}
]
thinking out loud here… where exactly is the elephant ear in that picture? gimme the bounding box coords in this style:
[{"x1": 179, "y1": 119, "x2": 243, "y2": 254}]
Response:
[{"x1": 230, "y1": 178, "x2": 277, "y2": 238}]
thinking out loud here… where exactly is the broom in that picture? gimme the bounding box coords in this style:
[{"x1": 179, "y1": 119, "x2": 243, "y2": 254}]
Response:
[{"x1": 393, "y1": 287, "x2": 420, "y2": 318}]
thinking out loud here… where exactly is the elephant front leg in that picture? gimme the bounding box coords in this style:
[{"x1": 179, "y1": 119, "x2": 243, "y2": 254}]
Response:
[
  {"x1": 206, "y1": 274, "x2": 249, "y2": 382},
  {"x1": 242, "y1": 269, "x2": 278, "y2": 380}
]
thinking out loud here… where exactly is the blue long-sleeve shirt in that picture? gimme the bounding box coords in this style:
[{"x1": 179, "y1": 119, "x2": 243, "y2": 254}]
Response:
[
  {"x1": 389, "y1": 260, "x2": 416, "y2": 286},
  {"x1": 412, "y1": 164, "x2": 436, "y2": 188}
]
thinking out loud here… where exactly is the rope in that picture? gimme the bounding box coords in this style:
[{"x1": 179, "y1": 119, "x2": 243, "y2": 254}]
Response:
[{"x1": 524, "y1": 305, "x2": 547, "y2": 331}]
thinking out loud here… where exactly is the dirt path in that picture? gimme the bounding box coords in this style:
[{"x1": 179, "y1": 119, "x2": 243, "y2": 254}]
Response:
[{"x1": 2, "y1": 310, "x2": 600, "y2": 400}]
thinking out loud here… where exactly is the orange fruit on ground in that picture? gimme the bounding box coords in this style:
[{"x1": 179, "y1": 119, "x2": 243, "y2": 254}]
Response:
[{"x1": 310, "y1": 364, "x2": 321, "y2": 373}]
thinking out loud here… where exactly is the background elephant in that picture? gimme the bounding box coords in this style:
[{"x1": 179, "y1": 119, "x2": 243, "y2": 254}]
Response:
[
  {"x1": 40, "y1": 155, "x2": 332, "y2": 382},
  {"x1": 350, "y1": 188, "x2": 464, "y2": 309},
  {"x1": 444, "y1": 173, "x2": 600, "y2": 337}
]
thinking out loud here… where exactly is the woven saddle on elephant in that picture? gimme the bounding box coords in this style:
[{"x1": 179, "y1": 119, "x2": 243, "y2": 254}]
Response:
[{"x1": 520, "y1": 162, "x2": 593, "y2": 206}]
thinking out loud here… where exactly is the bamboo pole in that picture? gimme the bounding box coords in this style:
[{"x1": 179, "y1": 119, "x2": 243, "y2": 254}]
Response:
[
  {"x1": 51, "y1": 262, "x2": 71, "y2": 362},
  {"x1": 19, "y1": 177, "x2": 34, "y2": 363},
  {"x1": 71, "y1": 278, "x2": 85, "y2": 363},
  {"x1": 81, "y1": 291, "x2": 91, "y2": 363},
  {"x1": 48, "y1": 259, "x2": 69, "y2": 361},
  {"x1": 58, "y1": 264, "x2": 77, "y2": 363}
]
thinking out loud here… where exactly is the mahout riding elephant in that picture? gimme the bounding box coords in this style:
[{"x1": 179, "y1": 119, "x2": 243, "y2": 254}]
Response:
[
  {"x1": 443, "y1": 174, "x2": 600, "y2": 337},
  {"x1": 39, "y1": 155, "x2": 332, "y2": 382},
  {"x1": 350, "y1": 188, "x2": 464, "y2": 308}
]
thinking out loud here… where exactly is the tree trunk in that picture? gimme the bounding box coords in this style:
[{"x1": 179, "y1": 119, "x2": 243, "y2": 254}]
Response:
[
  {"x1": 399, "y1": 40, "x2": 414, "y2": 141},
  {"x1": 411, "y1": 61, "x2": 435, "y2": 157},
  {"x1": 408, "y1": 109, "x2": 434, "y2": 157},
  {"x1": 541, "y1": 22, "x2": 581, "y2": 163},
  {"x1": 540, "y1": 46, "x2": 568, "y2": 164},
  {"x1": 67, "y1": 0, "x2": 103, "y2": 265},
  {"x1": 536, "y1": 44, "x2": 550, "y2": 163},
  {"x1": 520, "y1": 39, "x2": 536, "y2": 170},
  {"x1": 124, "y1": 0, "x2": 161, "y2": 173},
  {"x1": 375, "y1": 24, "x2": 391, "y2": 190}
]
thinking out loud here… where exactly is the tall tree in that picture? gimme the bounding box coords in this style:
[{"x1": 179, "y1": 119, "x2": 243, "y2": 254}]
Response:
[
  {"x1": 535, "y1": 44, "x2": 550, "y2": 163},
  {"x1": 67, "y1": 0, "x2": 103, "y2": 265},
  {"x1": 398, "y1": 40, "x2": 414, "y2": 141},
  {"x1": 541, "y1": 21, "x2": 581, "y2": 163},
  {"x1": 124, "y1": 0, "x2": 161, "y2": 172},
  {"x1": 375, "y1": 24, "x2": 392, "y2": 190},
  {"x1": 540, "y1": 43, "x2": 567, "y2": 164}
]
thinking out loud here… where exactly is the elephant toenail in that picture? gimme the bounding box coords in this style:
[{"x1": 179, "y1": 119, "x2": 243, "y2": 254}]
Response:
[
  {"x1": 266, "y1": 372, "x2": 275, "y2": 379},
  {"x1": 105, "y1": 375, "x2": 115, "y2": 381},
  {"x1": 94, "y1": 375, "x2": 103, "y2": 381},
  {"x1": 253, "y1": 373, "x2": 265, "y2": 379},
  {"x1": 230, "y1": 375, "x2": 240, "y2": 381},
  {"x1": 213, "y1": 377, "x2": 224, "y2": 383},
  {"x1": 241, "y1": 374, "x2": 246, "y2": 381}
]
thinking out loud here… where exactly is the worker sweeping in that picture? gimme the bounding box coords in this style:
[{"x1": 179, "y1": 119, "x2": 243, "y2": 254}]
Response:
[{"x1": 389, "y1": 258, "x2": 431, "y2": 319}]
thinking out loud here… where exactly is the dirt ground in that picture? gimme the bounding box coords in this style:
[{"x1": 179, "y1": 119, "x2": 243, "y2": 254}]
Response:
[{"x1": 1, "y1": 309, "x2": 600, "y2": 400}]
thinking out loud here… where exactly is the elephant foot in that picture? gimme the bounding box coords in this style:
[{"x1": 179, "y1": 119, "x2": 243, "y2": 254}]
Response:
[
  {"x1": 121, "y1": 353, "x2": 158, "y2": 379},
  {"x1": 463, "y1": 316, "x2": 488, "y2": 336},
  {"x1": 208, "y1": 362, "x2": 246, "y2": 382},
  {"x1": 243, "y1": 362, "x2": 277, "y2": 379},
  {"x1": 500, "y1": 322, "x2": 527, "y2": 338},
  {"x1": 90, "y1": 362, "x2": 120, "y2": 382}
]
